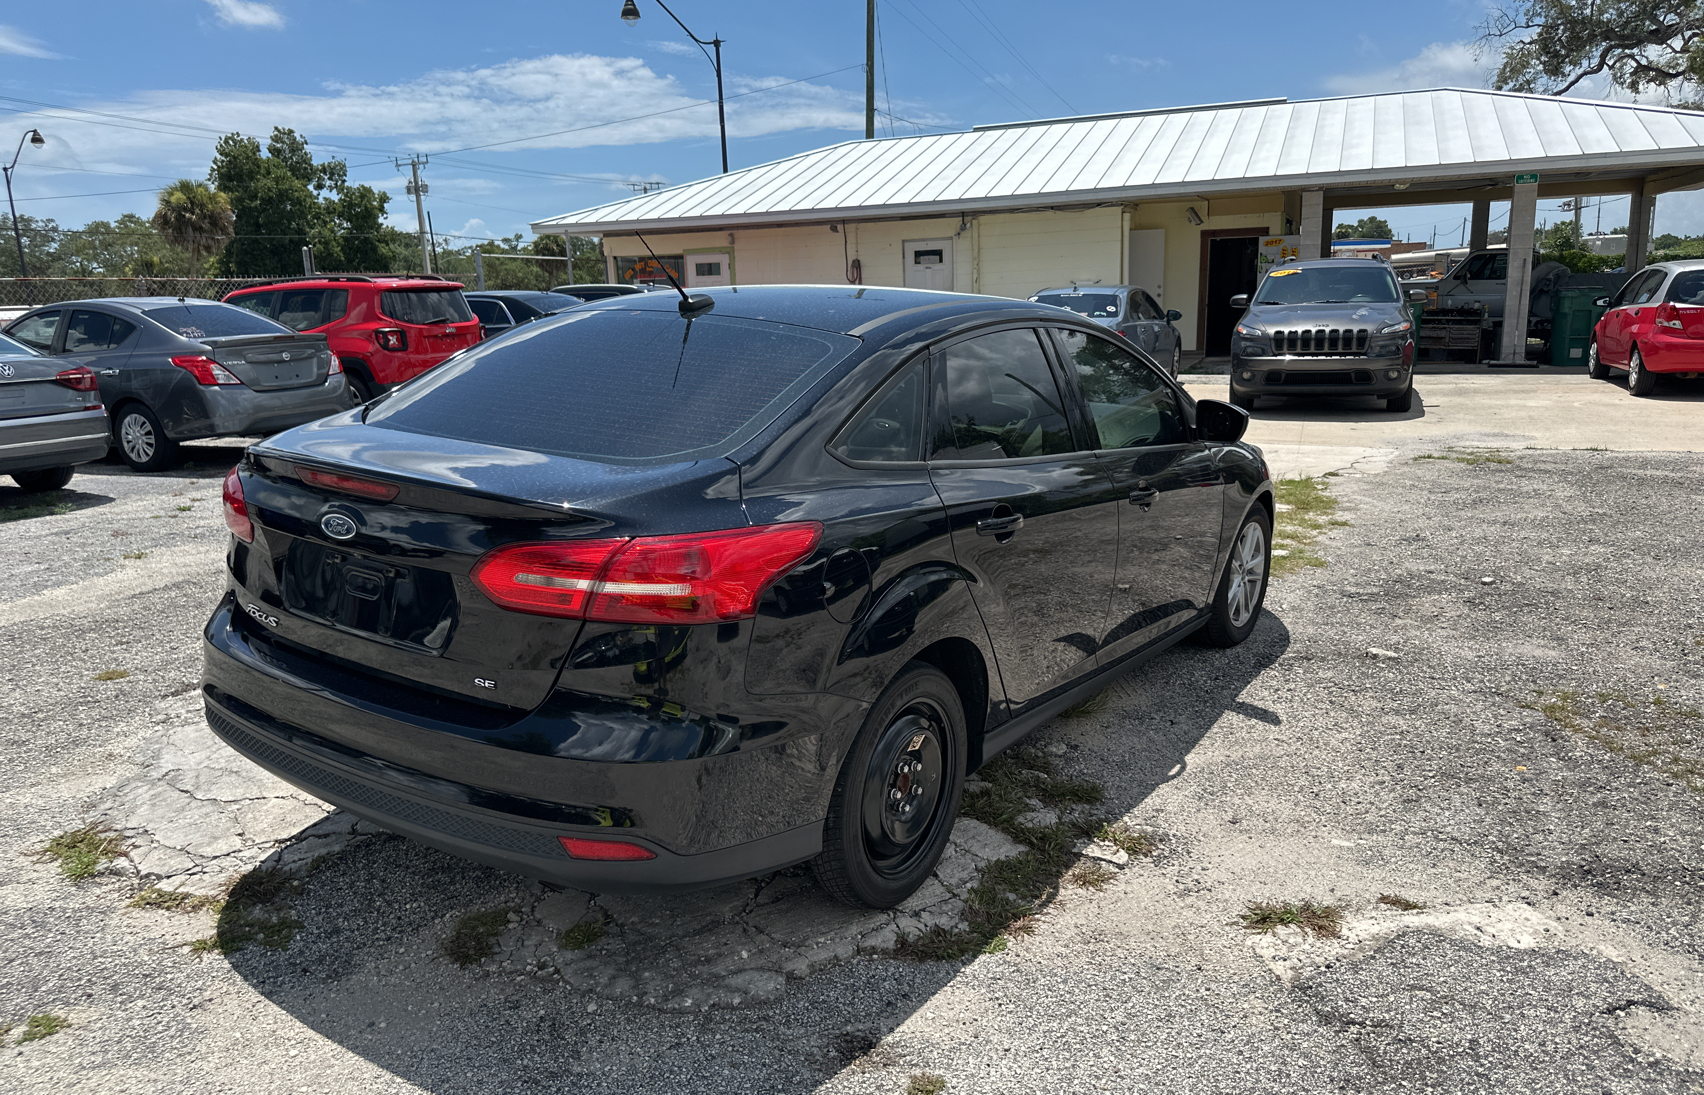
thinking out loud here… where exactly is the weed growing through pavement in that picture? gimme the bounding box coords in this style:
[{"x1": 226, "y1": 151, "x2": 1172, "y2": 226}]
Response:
[
  {"x1": 1412, "y1": 446, "x2": 1514, "y2": 466},
  {"x1": 442, "y1": 908, "x2": 512, "y2": 967},
  {"x1": 557, "y1": 920, "x2": 607, "y2": 951},
  {"x1": 175, "y1": 504, "x2": 192, "y2": 512},
  {"x1": 1063, "y1": 862, "x2": 1117, "y2": 891},
  {"x1": 1521, "y1": 689, "x2": 1703, "y2": 792},
  {"x1": 1377, "y1": 894, "x2": 1427, "y2": 911},
  {"x1": 37, "y1": 825, "x2": 125, "y2": 881},
  {"x1": 0, "y1": 494, "x2": 73, "y2": 523},
  {"x1": 893, "y1": 750, "x2": 1160, "y2": 962},
  {"x1": 16, "y1": 1014, "x2": 68, "y2": 1044},
  {"x1": 129, "y1": 886, "x2": 222, "y2": 913},
  {"x1": 191, "y1": 868, "x2": 305, "y2": 955},
  {"x1": 1060, "y1": 690, "x2": 1110, "y2": 719},
  {"x1": 1094, "y1": 821, "x2": 1159, "y2": 858},
  {"x1": 1271, "y1": 477, "x2": 1342, "y2": 575},
  {"x1": 121, "y1": 550, "x2": 147, "y2": 560},
  {"x1": 1239, "y1": 899, "x2": 1345, "y2": 938},
  {"x1": 91, "y1": 669, "x2": 129, "y2": 681},
  {"x1": 906, "y1": 1073, "x2": 947, "y2": 1095}
]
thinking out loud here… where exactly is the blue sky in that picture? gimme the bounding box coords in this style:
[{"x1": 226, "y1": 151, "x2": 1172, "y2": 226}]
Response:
[{"x1": 1, "y1": 0, "x2": 1698, "y2": 247}]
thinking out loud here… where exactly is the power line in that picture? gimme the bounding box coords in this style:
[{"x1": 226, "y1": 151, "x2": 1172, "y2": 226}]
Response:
[
  {"x1": 884, "y1": 0, "x2": 1038, "y2": 118},
  {"x1": 10, "y1": 187, "x2": 161, "y2": 203},
  {"x1": 953, "y1": 0, "x2": 1077, "y2": 114}
]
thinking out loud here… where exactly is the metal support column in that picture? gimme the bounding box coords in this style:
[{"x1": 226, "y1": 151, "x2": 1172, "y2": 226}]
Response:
[
  {"x1": 1499, "y1": 177, "x2": 1538, "y2": 364},
  {"x1": 1469, "y1": 199, "x2": 1490, "y2": 252},
  {"x1": 1625, "y1": 184, "x2": 1651, "y2": 271}
]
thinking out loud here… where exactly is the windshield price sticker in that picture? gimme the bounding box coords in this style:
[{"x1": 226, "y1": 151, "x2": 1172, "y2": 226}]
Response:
[{"x1": 1268, "y1": 268, "x2": 1299, "y2": 276}]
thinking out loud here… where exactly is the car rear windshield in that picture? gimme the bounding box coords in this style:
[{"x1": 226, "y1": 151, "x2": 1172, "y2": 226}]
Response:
[
  {"x1": 379, "y1": 289, "x2": 474, "y2": 325},
  {"x1": 137, "y1": 302, "x2": 292, "y2": 339},
  {"x1": 1035, "y1": 292, "x2": 1121, "y2": 318},
  {"x1": 0, "y1": 331, "x2": 43, "y2": 357},
  {"x1": 365, "y1": 310, "x2": 860, "y2": 464},
  {"x1": 1255, "y1": 266, "x2": 1400, "y2": 305}
]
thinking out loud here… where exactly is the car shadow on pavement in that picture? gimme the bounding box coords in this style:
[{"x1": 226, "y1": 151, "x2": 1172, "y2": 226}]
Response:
[
  {"x1": 1246, "y1": 392, "x2": 1427, "y2": 423},
  {"x1": 0, "y1": 483, "x2": 114, "y2": 520},
  {"x1": 73, "y1": 440, "x2": 251, "y2": 479},
  {"x1": 206, "y1": 611, "x2": 1292, "y2": 1093}
]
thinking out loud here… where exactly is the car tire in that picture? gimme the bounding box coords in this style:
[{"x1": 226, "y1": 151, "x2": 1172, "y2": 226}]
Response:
[
  {"x1": 1170, "y1": 343, "x2": 1182, "y2": 377},
  {"x1": 11, "y1": 466, "x2": 74, "y2": 492},
  {"x1": 346, "y1": 370, "x2": 377, "y2": 404},
  {"x1": 113, "y1": 404, "x2": 179, "y2": 472},
  {"x1": 1229, "y1": 390, "x2": 1255, "y2": 411},
  {"x1": 1200, "y1": 506, "x2": 1270, "y2": 648},
  {"x1": 1385, "y1": 383, "x2": 1413, "y2": 413},
  {"x1": 1586, "y1": 339, "x2": 1610, "y2": 380},
  {"x1": 1626, "y1": 346, "x2": 1656, "y2": 397},
  {"x1": 812, "y1": 661, "x2": 967, "y2": 910}
]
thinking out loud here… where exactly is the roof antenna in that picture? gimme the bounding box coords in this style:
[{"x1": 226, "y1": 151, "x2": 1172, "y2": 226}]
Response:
[{"x1": 636, "y1": 233, "x2": 714, "y2": 317}]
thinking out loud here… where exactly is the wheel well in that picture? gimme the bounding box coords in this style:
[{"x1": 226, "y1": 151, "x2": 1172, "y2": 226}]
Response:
[
  {"x1": 909, "y1": 637, "x2": 990, "y2": 770},
  {"x1": 341, "y1": 357, "x2": 375, "y2": 382},
  {"x1": 106, "y1": 398, "x2": 146, "y2": 437}
]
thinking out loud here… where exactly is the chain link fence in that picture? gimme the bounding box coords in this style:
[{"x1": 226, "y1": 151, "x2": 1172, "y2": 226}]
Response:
[{"x1": 0, "y1": 275, "x2": 424, "y2": 309}]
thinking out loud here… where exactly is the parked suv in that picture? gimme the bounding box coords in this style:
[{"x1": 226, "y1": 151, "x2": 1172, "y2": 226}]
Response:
[
  {"x1": 224, "y1": 276, "x2": 482, "y2": 402},
  {"x1": 1228, "y1": 258, "x2": 1419, "y2": 412}
]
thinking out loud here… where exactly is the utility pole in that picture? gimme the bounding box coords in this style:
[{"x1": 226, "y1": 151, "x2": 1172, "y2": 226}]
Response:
[
  {"x1": 399, "y1": 155, "x2": 432, "y2": 274},
  {"x1": 866, "y1": 0, "x2": 876, "y2": 139}
]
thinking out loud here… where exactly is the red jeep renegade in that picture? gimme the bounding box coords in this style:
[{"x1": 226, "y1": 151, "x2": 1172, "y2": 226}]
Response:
[{"x1": 224, "y1": 276, "x2": 482, "y2": 402}]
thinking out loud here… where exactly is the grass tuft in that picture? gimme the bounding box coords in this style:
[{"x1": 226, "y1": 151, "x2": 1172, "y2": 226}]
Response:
[
  {"x1": 1239, "y1": 899, "x2": 1344, "y2": 938},
  {"x1": 442, "y1": 908, "x2": 511, "y2": 967},
  {"x1": 17, "y1": 1014, "x2": 68, "y2": 1043},
  {"x1": 557, "y1": 920, "x2": 606, "y2": 951},
  {"x1": 1377, "y1": 893, "x2": 1426, "y2": 911},
  {"x1": 1522, "y1": 689, "x2": 1704, "y2": 793},
  {"x1": 1064, "y1": 862, "x2": 1117, "y2": 891},
  {"x1": 37, "y1": 824, "x2": 125, "y2": 881},
  {"x1": 1271, "y1": 478, "x2": 1341, "y2": 574},
  {"x1": 194, "y1": 868, "x2": 304, "y2": 955},
  {"x1": 128, "y1": 886, "x2": 221, "y2": 914},
  {"x1": 0, "y1": 494, "x2": 73, "y2": 523},
  {"x1": 1094, "y1": 822, "x2": 1159, "y2": 858},
  {"x1": 91, "y1": 669, "x2": 129, "y2": 681},
  {"x1": 1412, "y1": 446, "x2": 1514, "y2": 466},
  {"x1": 121, "y1": 550, "x2": 147, "y2": 560},
  {"x1": 907, "y1": 1073, "x2": 947, "y2": 1095},
  {"x1": 1060, "y1": 690, "x2": 1110, "y2": 719}
]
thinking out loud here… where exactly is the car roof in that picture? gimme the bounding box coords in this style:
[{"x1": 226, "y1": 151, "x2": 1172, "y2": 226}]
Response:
[
  {"x1": 465, "y1": 290, "x2": 574, "y2": 299},
  {"x1": 18, "y1": 297, "x2": 250, "y2": 314},
  {"x1": 1646, "y1": 260, "x2": 1704, "y2": 271},
  {"x1": 1272, "y1": 258, "x2": 1394, "y2": 269},
  {"x1": 571, "y1": 283, "x2": 1081, "y2": 338},
  {"x1": 226, "y1": 276, "x2": 465, "y2": 292}
]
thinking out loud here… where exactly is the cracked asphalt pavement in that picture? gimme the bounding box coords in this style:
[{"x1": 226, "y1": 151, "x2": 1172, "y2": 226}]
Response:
[{"x1": 2, "y1": 378, "x2": 1702, "y2": 1093}]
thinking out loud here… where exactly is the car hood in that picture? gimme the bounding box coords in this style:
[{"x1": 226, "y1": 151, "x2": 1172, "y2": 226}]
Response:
[{"x1": 1244, "y1": 303, "x2": 1408, "y2": 328}]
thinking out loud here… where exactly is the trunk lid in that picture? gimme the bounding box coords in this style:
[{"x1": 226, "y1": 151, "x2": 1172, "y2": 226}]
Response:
[
  {"x1": 238, "y1": 418, "x2": 744, "y2": 710},
  {"x1": 0, "y1": 356, "x2": 96, "y2": 420},
  {"x1": 207, "y1": 333, "x2": 334, "y2": 391}
]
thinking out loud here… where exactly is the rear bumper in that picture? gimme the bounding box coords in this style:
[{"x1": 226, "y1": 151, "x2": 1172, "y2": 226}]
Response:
[
  {"x1": 1230, "y1": 356, "x2": 1411, "y2": 399},
  {"x1": 172, "y1": 376, "x2": 352, "y2": 441},
  {"x1": 0, "y1": 406, "x2": 110, "y2": 475},
  {"x1": 201, "y1": 596, "x2": 831, "y2": 893},
  {"x1": 1636, "y1": 334, "x2": 1704, "y2": 374}
]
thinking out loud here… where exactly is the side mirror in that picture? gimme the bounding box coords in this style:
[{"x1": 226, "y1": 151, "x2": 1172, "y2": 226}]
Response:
[
  {"x1": 1407, "y1": 288, "x2": 1428, "y2": 302},
  {"x1": 1229, "y1": 294, "x2": 1250, "y2": 309},
  {"x1": 1165, "y1": 308, "x2": 1182, "y2": 322},
  {"x1": 1195, "y1": 399, "x2": 1249, "y2": 444},
  {"x1": 1593, "y1": 296, "x2": 1611, "y2": 308}
]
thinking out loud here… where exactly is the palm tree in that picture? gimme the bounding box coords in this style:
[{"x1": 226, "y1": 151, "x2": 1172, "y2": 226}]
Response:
[{"x1": 152, "y1": 180, "x2": 234, "y2": 275}]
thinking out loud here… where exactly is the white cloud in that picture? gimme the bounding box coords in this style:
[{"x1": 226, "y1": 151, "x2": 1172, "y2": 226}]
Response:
[
  {"x1": 0, "y1": 24, "x2": 57, "y2": 58},
  {"x1": 1105, "y1": 55, "x2": 1169, "y2": 70},
  {"x1": 204, "y1": 0, "x2": 285, "y2": 30},
  {"x1": 1324, "y1": 41, "x2": 1495, "y2": 96},
  {"x1": 650, "y1": 40, "x2": 698, "y2": 57}
]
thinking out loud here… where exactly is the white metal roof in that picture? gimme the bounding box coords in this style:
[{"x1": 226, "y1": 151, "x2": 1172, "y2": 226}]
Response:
[{"x1": 533, "y1": 88, "x2": 1704, "y2": 235}]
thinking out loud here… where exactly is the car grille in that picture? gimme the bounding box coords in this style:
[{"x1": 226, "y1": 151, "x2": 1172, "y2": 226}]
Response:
[
  {"x1": 1263, "y1": 369, "x2": 1375, "y2": 386},
  {"x1": 1272, "y1": 328, "x2": 1370, "y2": 355}
]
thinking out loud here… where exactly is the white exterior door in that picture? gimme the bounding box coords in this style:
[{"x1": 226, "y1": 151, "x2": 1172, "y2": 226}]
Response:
[
  {"x1": 686, "y1": 252, "x2": 731, "y2": 287},
  {"x1": 903, "y1": 239, "x2": 953, "y2": 291},
  {"x1": 1127, "y1": 229, "x2": 1165, "y2": 303}
]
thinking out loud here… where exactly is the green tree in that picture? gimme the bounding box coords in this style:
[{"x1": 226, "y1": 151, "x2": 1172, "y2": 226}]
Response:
[
  {"x1": 1333, "y1": 216, "x2": 1395, "y2": 240},
  {"x1": 1543, "y1": 219, "x2": 1583, "y2": 251},
  {"x1": 0, "y1": 214, "x2": 63, "y2": 277},
  {"x1": 152, "y1": 180, "x2": 234, "y2": 275},
  {"x1": 58, "y1": 213, "x2": 185, "y2": 276},
  {"x1": 1481, "y1": 0, "x2": 1704, "y2": 97}
]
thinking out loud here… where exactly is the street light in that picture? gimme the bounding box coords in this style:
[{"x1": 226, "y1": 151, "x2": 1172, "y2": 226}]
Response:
[
  {"x1": 4, "y1": 128, "x2": 45, "y2": 278},
  {"x1": 619, "y1": 1, "x2": 727, "y2": 174}
]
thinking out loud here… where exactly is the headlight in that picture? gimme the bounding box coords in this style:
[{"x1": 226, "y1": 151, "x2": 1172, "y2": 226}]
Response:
[
  {"x1": 1376, "y1": 318, "x2": 1413, "y2": 335},
  {"x1": 1235, "y1": 322, "x2": 1266, "y2": 337}
]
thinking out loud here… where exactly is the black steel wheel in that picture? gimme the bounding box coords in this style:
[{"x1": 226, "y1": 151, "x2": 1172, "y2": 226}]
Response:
[
  {"x1": 114, "y1": 404, "x2": 179, "y2": 472},
  {"x1": 11, "y1": 466, "x2": 73, "y2": 492},
  {"x1": 813, "y1": 661, "x2": 966, "y2": 909},
  {"x1": 1200, "y1": 506, "x2": 1270, "y2": 648},
  {"x1": 1627, "y1": 346, "x2": 1656, "y2": 397}
]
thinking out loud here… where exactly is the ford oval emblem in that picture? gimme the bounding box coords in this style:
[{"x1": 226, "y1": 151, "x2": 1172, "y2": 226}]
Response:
[{"x1": 321, "y1": 513, "x2": 358, "y2": 540}]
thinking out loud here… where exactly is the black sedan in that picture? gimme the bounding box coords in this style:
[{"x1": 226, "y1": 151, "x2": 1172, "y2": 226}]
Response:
[
  {"x1": 204, "y1": 286, "x2": 1272, "y2": 909},
  {"x1": 464, "y1": 290, "x2": 588, "y2": 339},
  {"x1": 5, "y1": 299, "x2": 349, "y2": 471}
]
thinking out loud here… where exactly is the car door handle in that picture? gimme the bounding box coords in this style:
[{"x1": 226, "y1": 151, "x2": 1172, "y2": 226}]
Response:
[
  {"x1": 99, "y1": 369, "x2": 119, "y2": 376},
  {"x1": 976, "y1": 513, "x2": 1024, "y2": 536},
  {"x1": 1129, "y1": 488, "x2": 1159, "y2": 508}
]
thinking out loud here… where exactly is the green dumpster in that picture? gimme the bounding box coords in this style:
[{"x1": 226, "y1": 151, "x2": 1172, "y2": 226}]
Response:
[{"x1": 1551, "y1": 286, "x2": 1611, "y2": 366}]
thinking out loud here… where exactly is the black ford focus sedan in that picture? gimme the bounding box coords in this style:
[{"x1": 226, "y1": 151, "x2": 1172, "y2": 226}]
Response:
[{"x1": 203, "y1": 285, "x2": 1272, "y2": 909}]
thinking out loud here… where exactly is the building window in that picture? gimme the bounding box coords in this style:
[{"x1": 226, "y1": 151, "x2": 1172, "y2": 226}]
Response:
[{"x1": 616, "y1": 255, "x2": 684, "y2": 286}]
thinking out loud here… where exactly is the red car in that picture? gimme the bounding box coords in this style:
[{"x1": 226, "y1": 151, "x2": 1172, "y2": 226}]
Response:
[
  {"x1": 1588, "y1": 260, "x2": 1704, "y2": 396},
  {"x1": 225, "y1": 276, "x2": 481, "y2": 402}
]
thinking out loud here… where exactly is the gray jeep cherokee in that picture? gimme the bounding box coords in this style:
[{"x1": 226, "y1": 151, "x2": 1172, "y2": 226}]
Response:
[{"x1": 1228, "y1": 258, "x2": 1419, "y2": 413}]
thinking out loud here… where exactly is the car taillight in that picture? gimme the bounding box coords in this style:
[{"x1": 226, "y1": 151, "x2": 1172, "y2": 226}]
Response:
[
  {"x1": 558, "y1": 836, "x2": 656, "y2": 861},
  {"x1": 171, "y1": 355, "x2": 242, "y2": 386},
  {"x1": 1655, "y1": 303, "x2": 1684, "y2": 330},
  {"x1": 54, "y1": 366, "x2": 99, "y2": 391},
  {"x1": 296, "y1": 465, "x2": 400, "y2": 501},
  {"x1": 374, "y1": 328, "x2": 407, "y2": 352},
  {"x1": 328, "y1": 353, "x2": 343, "y2": 374},
  {"x1": 223, "y1": 467, "x2": 254, "y2": 543},
  {"x1": 471, "y1": 522, "x2": 823, "y2": 624}
]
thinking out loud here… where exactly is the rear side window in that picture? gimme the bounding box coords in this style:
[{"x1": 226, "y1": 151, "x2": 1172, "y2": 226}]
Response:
[
  {"x1": 1631, "y1": 271, "x2": 1667, "y2": 305},
  {"x1": 8, "y1": 311, "x2": 60, "y2": 351},
  {"x1": 137, "y1": 303, "x2": 291, "y2": 339},
  {"x1": 931, "y1": 328, "x2": 1075, "y2": 460},
  {"x1": 468, "y1": 299, "x2": 510, "y2": 325},
  {"x1": 380, "y1": 289, "x2": 474, "y2": 325},
  {"x1": 66, "y1": 311, "x2": 137, "y2": 351},
  {"x1": 229, "y1": 291, "x2": 276, "y2": 318},
  {"x1": 834, "y1": 363, "x2": 924, "y2": 463},
  {"x1": 366, "y1": 311, "x2": 859, "y2": 464},
  {"x1": 274, "y1": 289, "x2": 330, "y2": 331}
]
